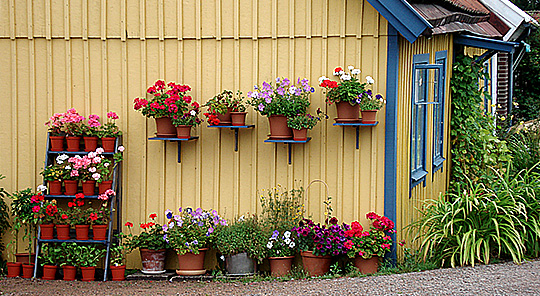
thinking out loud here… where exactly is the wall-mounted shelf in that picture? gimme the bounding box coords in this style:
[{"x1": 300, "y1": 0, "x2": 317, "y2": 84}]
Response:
[
  {"x1": 333, "y1": 122, "x2": 379, "y2": 149},
  {"x1": 148, "y1": 136, "x2": 199, "y2": 163},
  {"x1": 264, "y1": 137, "x2": 311, "y2": 164},
  {"x1": 207, "y1": 125, "x2": 255, "y2": 152}
]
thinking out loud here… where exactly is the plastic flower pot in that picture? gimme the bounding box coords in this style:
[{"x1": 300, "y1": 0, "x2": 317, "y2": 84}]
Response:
[
  {"x1": 83, "y1": 136, "x2": 98, "y2": 152},
  {"x1": 354, "y1": 255, "x2": 379, "y2": 274},
  {"x1": 176, "y1": 248, "x2": 208, "y2": 276},
  {"x1": 80, "y1": 266, "x2": 96, "y2": 282},
  {"x1": 75, "y1": 224, "x2": 90, "y2": 240},
  {"x1": 56, "y1": 224, "x2": 71, "y2": 240},
  {"x1": 15, "y1": 253, "x2": 36, "y2": 264},
  {"x1": 82, "y1": 180, "x2": 96, "y2": 196},
  {"x1": 64, "y1": 180, "x2": 78, "y2": 195},
  {"x1": 268, "y1": 115, "x2": 293, "y2": 139},
  {"x1": 21, "y1": 263, "x2": 35, "y2": 279},
  {"x1": 101, "y1": 137, "x2": 116, "y2": 152},
  {"x1": 48, "y1": 180, "x2": 62, "y2": 195},
  {"x1": 139, "y1": 248, "x2": 166, "y2": 274},
  {"x1": 292, "y1": 128, "x2": 308, "y2": 141},
  {"x1": 62, "y1": 265, "x2": 76, "y2": 281},
  {"x1": 92, "y1": 224, "x2": 108, "y2": 241},
  {"x1": 360, "y1": 110, "x2": 378, "y2": 124},
  {"x1": 300, "y1": 251, "x2": 332, "y2": 277},
  {"x1": 268, "y1": 256, "x2": 294, "y2": 277},
  {"x1": 154, "y1": 117, "x2": 176, "y2": 137},
  {"x1": 224, "y1": 252, "x2": 256, "y2": 275},
  {"x1": 7, "y1": 262, "x2": 22, "y2": 278},
  {"x1": 335, "y1": 101, "x2": 360, "y2": 122},
  {"x1": 110, "y1": 265, "x2": 126, "y2": 281},
  {"x1": 175, "y1": 125, "x2": 192, "y2": 139},
  {"x1": 40, "y1": 224, "x2": 55, "y2": 240},
  {"x1": 42, "y1": 264, "x2": 58, "y2": 280},
  {"x1": 216, "y1": 107, "x2": 233, "y2": 125},
  {"x1": 66, "y1": 136, "x2": 81, "y2": 152},
  {"x1": 98, "y1": 180, "x2": 113, "y2": 194},
  {"x1": 49, "y1": 136, "x2": 65, "y2": 151},
  {"x1": 230, "y1": 112, "x2": 247, "y2": 126}
]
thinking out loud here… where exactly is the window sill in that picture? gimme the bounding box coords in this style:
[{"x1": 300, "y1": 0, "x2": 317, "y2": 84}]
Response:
[
  {"x1": 411, "y1": 169, "x2": 428, "y2": 188},
  {"x1": 433, "y1": 157, "x2": 445, "y2": 173}
]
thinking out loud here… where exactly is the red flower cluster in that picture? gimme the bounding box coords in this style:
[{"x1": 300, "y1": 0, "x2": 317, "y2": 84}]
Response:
[
  {"x1": 89, "y1": 212, "x2": 98, "y2": 221},
  {"x1": 319, "y1": 79, "x2": 338, "y2": 89},
  {"x1": 31, "y1": 193, "x2": 44, "y2": 204},
  {"x1": 204, "y1": 113, "x2": 220, "y2": 126},
  {"x1": 140, "y1": 222, "x2": 156, "y2": 229},
  {"x1": 46, "y1": 204, "x2": 58, "y2": 217},
  {"x1": 149, "y1": 213, "x2": 157, "y2": 219},
  {"x1": 367, "y1": 212, "x2": 394, "y2": 231},
  {"x1": 133, "y1": 98, "x2": 148, "y2": 110},
  {"x1": 68, "y1": 193, "x2": 85, "y2": 208},
  {"x1": 125, "y1": 221, "x2": 134, "y2": 228}
]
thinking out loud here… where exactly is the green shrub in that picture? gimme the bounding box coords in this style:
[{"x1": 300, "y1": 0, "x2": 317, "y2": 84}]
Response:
[
  {"x1": 213, "y1": 215, "x2": 266, "y2": 263},
  {"x1": 506, "y1": 124, "x2": 540, "y2": 175}
]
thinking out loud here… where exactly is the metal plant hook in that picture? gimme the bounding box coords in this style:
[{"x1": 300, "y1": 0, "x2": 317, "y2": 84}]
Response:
[{"x1": 306, "y1": 179, "x2": 333, "y2": 222}]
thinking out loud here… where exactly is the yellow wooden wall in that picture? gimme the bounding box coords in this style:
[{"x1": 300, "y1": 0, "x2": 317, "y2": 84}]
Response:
[
  {"x1": 395, "y1": 35, "x2": 454, "y2": 246},
  {"x1": 0, "y1": 0, "x2": 389, "y2": 266}
]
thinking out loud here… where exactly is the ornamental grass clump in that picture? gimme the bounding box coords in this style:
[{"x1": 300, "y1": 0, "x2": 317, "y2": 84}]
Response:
[
  {"x1": 292, "y1": 218, "x2": 349, "y2": 257},
  {"x1": 163, "y1": 207, "x2": 227, "y2": 255},
  {"x1": 344, "y1": 212, "x2": 395, "y2": 259}
]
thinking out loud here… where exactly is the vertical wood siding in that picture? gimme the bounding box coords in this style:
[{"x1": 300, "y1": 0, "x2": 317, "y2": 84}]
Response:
[
  {"x1": 0, "y1": 0, "x2": 389, "y2": 266},
  {"x1": 395, "y1": 35, "x2": 453, "y2": 247}
]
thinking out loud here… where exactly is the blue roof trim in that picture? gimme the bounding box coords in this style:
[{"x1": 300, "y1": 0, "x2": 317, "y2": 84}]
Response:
[
  {"x1": 454, "y1": 35, "x2": 519, "y2": 54},
  {"x1": 366, "y1": 0, "x2": 432, "y2": 43},
  {"x1": 384, "y1": 24, "x2": 399, "y2": 265}
]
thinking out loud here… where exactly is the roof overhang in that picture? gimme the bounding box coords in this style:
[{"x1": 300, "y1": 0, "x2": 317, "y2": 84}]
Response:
[
  {"x1": 366, "y1": 0, "x2": 432, "y2": 43},
  {"x1": 478, "y1": 0, "x2": 538, "y2": 41},
  {"x1": 454, "y1": 34, "x2": 520, "y2": 53}
]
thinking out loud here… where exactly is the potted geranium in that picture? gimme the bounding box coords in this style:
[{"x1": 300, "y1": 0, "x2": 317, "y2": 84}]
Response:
[
  {"x1": 109, "y1": 234, "x2": 127, "y2": 281},
  {"x1": 45, "y1": 112, "x2": 67, "y2": 151},
  {"x1": 40, "y1": 164, "x2": 64, "y2": 195},
  {"x1": 39, "y1": 243, "x2": 62, "y2": 280},
  {"x1": 61, "y1": 108, "x2": 86, "y2": 151},
  {"x1": 292, "y1": 217, "x2": 349, "y2": 276},
  {"x1": 344, "y1": 212, "x2": 395, "y2": 274},
  {"x1": 37, "y1": 199, "x2": 58, "y2": 240},
  {"x1": 203, "y1": 90, "x2": 247, "y2": 126},
  {"x1": 99, "y1": 111, "x2": 122, "y2": 152},
  {"x1": 67, "y1": 193, "x2": 91, "y2": 240},
  {"x1": 82, "y1": 114, "x2": 101, "y2": 152},
  {"x1": 163, "y1": 207, "x2": 226, "y2": 275},
  {"x1": 74, "y1": 244, "x2": 106, "y2": 281},
  {"x1": 92, "y1": 147, "x2": 124, "y2": 194},
  {"x1": 214, "y1": 215, "x2": 265, "y2": 275},
  {"x1": 248, "y1": 77, "x2": 313, "y2": 139},
  {"x1": 55, "y1": 208, "x2": 71, "y2": 240},
  {"x1": 170, "y1": 102, "x2": 202, "y2": 139},
  {"x1": 133, "y1": 80, "x2": 193, "y2": 137},
  {"x1": 287, "y1": 109, "x2": 327, "y2": 141},
  {"x1": 88, "y1": 191, "x2": 113, "y2": 241},
  {"x1": 58, "y1": 242, "x2": 77, "y2": 281},
  {"x1": 123, "y1": 213, "x2": 169, "y2": 274}
]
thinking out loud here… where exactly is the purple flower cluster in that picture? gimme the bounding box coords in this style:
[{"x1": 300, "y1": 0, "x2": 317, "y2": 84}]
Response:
[
  {"x1": 247, "y1": 77, "x2": 314, "y2": 117},
  {"x1": 292, "y1": 218, "x2": 350, "y2": 257}
]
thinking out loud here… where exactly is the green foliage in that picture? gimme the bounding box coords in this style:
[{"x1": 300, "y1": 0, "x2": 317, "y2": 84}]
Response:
[
  {"x1": 39, "y1": 243, "x2": 63, "y2": 266},
  {"x1": 121, "y1": 215, "x2": 168, "y2": 251},
  {"x1": 40, "y1": 164, "x2": 64, "y2": 181},
  {"x1": 73, "y1": 244, "x2": 106, "y2": 267},
  {"x1": 110, "y1": 235, "x2": 127, "y2": 266},
  {"x1": 449, "y1": 54, "x2": 511, "y2": 191},
  {"x1": 57, "y1": 243, "x2": 78, "y2": 266},
  {"x1": 0, "y1": 175, "x2": 10, "y2": 256},
  {"x1": 287, "y1": 110, "x2": 328, "y2": 130},
  {"x1": 203, "y1": 90, "x2": 246, "y2": 114},
  {"x1": 259, "y1": 186, "x2": 304, "y2": 232},
  {"x1": 214, "y1": 215, "x2": 266, "y2": 263},
  {"x1": 506, "y1": 125, "x2": 540, "y2": 175}
]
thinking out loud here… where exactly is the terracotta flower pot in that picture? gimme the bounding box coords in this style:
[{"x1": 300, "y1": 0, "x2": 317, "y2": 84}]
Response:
[
  {"x1": 354, "y1": 255, "x2": 379, "y2": 274},
  {"x1": 155, "y1": 117, "x2": 176, "y2": 137},
  {"x1": 40, "y1": 224, "x2": 55, "y2": 240},
  {"x1": 56, "y1": 224, "x2": 71, "y2": 240},
  {"x1": 66, "y1": 136, "x2": 81, "y2": 152},
  {"x1": 360, "y1": 110, "x2": 378, "y2": 124},
  {"x1": 7, "y1": 262, "x2": 22, "y2": 278},
  {"x1": 300, "y1": 251, "x2": 332, "y2": 277},
  {"x1": 224, "y1": 252, "x2": 256, "y2": 275},
  {"x1": 92, "y1": 224, "x2": 108, "y2": 241},
  {"x1": 15, "y1": 253, "x2": 36, "y2": 264},
  {"x1": 269, "y1": 256, "x2": 294, "y2": 277},
  {"x1": 216, "y1": 108, "x2": 233, "y2": 125},
  {"x1": 82, "y1": 180, "x2": 96, "y2": 196},
  {"x1": 231, "y1": 112, "x2": 247, "y2": 126},
  {"x1": 83, "y1": 136, "x2": 98, "y2": 152},
  {"x1": 110, "y1": 265, "x2": 126, "y2": 281},
  {"x1": 175, "y1": 125, "x2": 193, "y2": 139},
  {"x1": 75, "y1": 224, "x2": 90, "y2": 240},
  {"x1": 335, "y1": 101, "x2": 360, "y2": 122},
  {"x1": 42, "y1": 264, "x2": 58, "y2": 280},
  {"x1": 63, "y1": 180, "x2": 78, "y2": 195},
  {"x1": 176, "y1": 248, "x2": 208, "y2": 276},
  {"x1": 292, "y1": 128, "x2": 308, "y2": 141},
  {"x1": 48, "y1": 180, "x2": 62, "y2": 195},
  {"x1": 268, "y1": 115, "x2": 293, "y2": 139},
  {"x1": 98, "y1": 180, "x2": 113, "y2": 194},
  {"x1": 22, "y1": 263, "x2": 35, "y2": 279},
  {"x1": 62, "y1": 265, "x2": 76, "y2": 281},
  {"x1": 80, "y1": 266, "x2": 96, "y2": 282},
  {"x1": 50, "y1": 136, "x2": 65, "y2": 151},
  {"x1": 101, "y1": 137, "x2": 116, "y2": 152},
  {"x1": 139, "y1": 248, "x2": 167, "y2": 274}
]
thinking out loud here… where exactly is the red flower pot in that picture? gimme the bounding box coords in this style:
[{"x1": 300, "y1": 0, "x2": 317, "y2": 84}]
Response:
[
  {"x1": 48, "y1": 180, "x2": 62, "y2": 195},
  {"x1": 42, "y1": 264, "x2": 58, "y2": 280},
  {"x1": 40, "y1": 224, "x2": 55, "y2": 240},
  {"x1": 231, "y1": 112, "x2": 247, "y2": 126},
  {"x1": 110, "y1": 265, "x2": 126, "y2": 281},
  {"x1": 50, "y1": 136, "x2": 65, "y2": 151},
  {"x1": 176, "y1": 248, "x2": 208, "y2": 275},
  {"x1": 216, "y1": 107, "x2": 233, "y2": 125},
  {"x1": 155, "y1": 117, "x2": 176, "y2": 137},
  {"x1": 361, "y1": 110, "x2": 378, "y2": 124},
  {"x1": 98, "y1": 180, "x2": 113, "y2": 194},
  {"x1": 268, "y1": 115, "x2": 293, "y2": 139},
  {"x1": 82, "y1": 180, "x2": 96, "y2": 196},
  {"x1": 300, "y1": 251, "x2": 332, "y2": 277},
  {"x1": 354, "y1": 255, "x2": 379, "y2": 274},
  {"x1": 66, "y1": 136, "x2": 81, "y2": 152},
  {"x1": 75, "y1": 224, "x2": 90, "y2": 240},
  {"x1": 335, "y1": 101, "x2": 360, "y2": 122},
  {"x1": 269, "y1": 256, "x2": 294, "y2": 277},
  {"x1": 81, "y1": 266, "x2": 96, "y2": 281},
  {"x1": 64, "y1": 180, "x2": 78, "y2": 195},
  {"x1": 84, "y1": 136, "x2": 98, "y2": 152},
  {"x1": 101, "y1": 137, "x2": 116, "y2": 152},
  {"x1": 139, "y1": 248, "x2": 166, "y2": 274},
  {"x1": 15, "y1": 253, "x2": 36, "y2": 264},
  {"x1": 92, "y1": 224, "x2": 108, "y2": 241},
  {"x1": 7, "y1": 262, "x2": 22, "y2": 278},
  {"x1": 21, "y1": 263, "x2": 34, "y2": 279},
  {"x1": 292, "y1": 128, "x2": 308, "y2": 141},
  {"x1": 176, "y1": 125, "x2": 192, "y2": 139},
  {"x1": 62, "y1": 265, "x2": 76, "y2": 281},
  {"x1": 56, "y1": 224, "x2": 71, "y2": 240}
]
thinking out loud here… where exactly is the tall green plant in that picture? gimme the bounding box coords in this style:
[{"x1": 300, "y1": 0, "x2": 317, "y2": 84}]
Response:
[{"x1": 506, "y1": 126, "x2": 540, "y2": 175}]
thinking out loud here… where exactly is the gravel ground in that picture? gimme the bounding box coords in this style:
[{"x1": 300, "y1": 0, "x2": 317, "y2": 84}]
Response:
[{"x1": 1, "y1": 259, "x2": 539, "y2": 295}]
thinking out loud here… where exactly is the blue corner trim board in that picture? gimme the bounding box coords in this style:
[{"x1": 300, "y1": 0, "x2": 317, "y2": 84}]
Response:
[
  {"x1": 454, "y1": 35, "x2": 519, "y2": 54},
  {"x1": 366, "y1": 0, "x2": 432, "y2": 43},
  {"x1": 384, "y1": 24, "x2": 399, "y2": 264}
]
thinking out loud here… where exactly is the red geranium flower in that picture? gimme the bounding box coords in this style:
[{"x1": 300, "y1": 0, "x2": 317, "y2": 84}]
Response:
[
  {"x1": 149, "y1": 213, "x2": 157, "y2": 219},
  {"x1": 75, "y1": 193, "x2": 84, "y2": 200},
  {"x1": 140, "y1": 223, "x2": 148, "y2": 229},
  {"x1": 125, "y1": 222, "x2": 133, "y2": 228},
  {"x1": 89, "y1": 213, "x2": 98, "y2": 221},
  {"x1": 61, "y1": 214, "x2": 68, "y2": 220}
]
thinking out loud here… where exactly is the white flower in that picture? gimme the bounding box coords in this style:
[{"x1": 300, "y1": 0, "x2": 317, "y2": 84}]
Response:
[
  {"x1": 284, "y1": 238, "x2": 291, "y2": 245},
  {"x1": 88, "y1": 152, "x2": 97, "y2": 159},
  {"x1": 220, "y1": 255, "x2": 225, "y2": 261},
  {"x1": 318, "y1": 76, "x2": 327, "y2": 83},
  {"x1": 249, "y1": 92, "x2": 258, "y2": 98},
  {"x1": 92, "y1": 173, "x2": 101, "y2": 180},
  {"x1": 190, "y1": 110, "x2": 196, "y2": 116},
  {"x1": 341, "y1": 74, "x2": 352, "y2": 81},
  {"x1": 96, "y1": 147, "x2": 105, "y2": 154},
  {"x1": 289, "y1": 242, "x2": 295, "y2": 248},
  {"x1": 74, "y1": 155, "x2": 82, "y2": 159},
  {"x1": 366, "y1": 76, "x2": 375, "y2": 84},
  {"x1": 339, "y1": 70, "x2": 345, "y2": 75},
  {"x1": 104, "y1": 162, "x2": 110, "y2": 167},
  {"x1": 238, "y1": 215, "x2": 245, "y2": 221},
  {"x1": 118, "y1": 146, "x2": 125, "y2": 152},
  {"x1": 89, "y1": 167, "x2": 97, "y2": 173},
  {"x1": 37, "y1": 185, "x2": 47, "y2": 192},
  {"x1": 348, "y1": 65, "x2": 354, "y2": 71},
  {"x1": 284, "y1": 231, "x2": 291, "y2": 238},
  {"x1": 352, "y1": 69, "x2": 361, "y2": 75},
  {"x1": 266, "y1": 242, "x2": 273, "y2": 249},
  {"x1": 65, "y1": 165, "x2": 71, "y2": 170},
  {"x1": 56, "y1": 154, "x2": 69, "y2": 164},
  {"x1": 169, "y1": 222, "x2": 175, "y2": 229},
  {"x1": 289, "y1": 86, "x2": 297, "y2": 93}
]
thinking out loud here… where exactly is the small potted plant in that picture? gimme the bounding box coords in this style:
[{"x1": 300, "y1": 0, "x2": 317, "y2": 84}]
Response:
[
  {"x1": 344, "y1": 212, "x2": 395, "y2": 274},
  {"x1": 58, "y1": 242, "x2": 77, "y2": 281},
  {"x1": 45, "y1": 112, "x2": 67, "y2": 151},
  {"x1": 56, "y1": 208, "x2": 71, "y2": 240},
  {"x1": 88, "y1": 193, "x2": 113, "y2": 241},
  {"x1": 214, "y1": 215, "x2": 266, "y2": 275},
  {"x1": 356, "y1": 89, "x2": 385, "y2": 124},
  {"x1": 99, "y1": 111, "x2": 122, "y2": 152},
  {"x1": 170, "y1": 103, "x2": 202, "y2": 139},
  {"x1": 287, "y1": 109, "x2": 328, "y2": 141},
  {"x1": 37, "y1": 199, "x2": 58, "y2": 240},
  {"x1": 109, "y1": 234, "x2": 127, "y2": 281},
  {"x1": 61, "y1": 108, "x2": 86, "y2": 151},
  {"x1": 229, "y1": 92, "x2": 248, "y2": 126},
  {"x1": 265, "y1": 230, "x2": 297, "y2": 277},
  {"x1": 67, "y1": 193, "x2": 91, "y2": 240},
  {"x1": 40, "y1": 164, "x2": 64, "y2": 195},
  {"x1": 75, "y1": 244, "x2": 106, "y2": 281},
  {"x1": 39, "y1": 243, "x2": 63, "y2": 280},
  {"x1": 203, "y1": 90, "x2": 247, "y2": 126},
  {"x1": 163, "y1": 207, "x2": 227, "y2": 275},
  {"x1": 82, "y1": 114, "x2": 101, "y2": 152},
  {"x1": 122, "y1": 213, "x2": 169, "y2": 274}
]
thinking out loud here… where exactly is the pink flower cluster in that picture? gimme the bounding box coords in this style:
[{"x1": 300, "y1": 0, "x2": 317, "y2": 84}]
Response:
[
  {"x1": 87, "y1": 114, "x2": 101, "y2": 128},
  {"x1": 98, "y1": 189, "x2": 116, "y2": 201},
  {"x1": 61, "y1": 108, "x2": 85, "y2": 124},
  {"x1": 68, "y1": 148, "x2": 105, "y2": 180},
  {"x1": 366, "y1": 212, "x2": 395, "y2": 231},
  {"x1": 107, "y1": 111, "x2": 119, "y2": 120}
]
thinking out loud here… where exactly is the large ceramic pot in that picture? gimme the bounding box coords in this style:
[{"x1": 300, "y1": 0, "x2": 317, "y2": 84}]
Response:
[
  {"x1": 292, "y1": 128, "x2": 308, "y2": 141},
  {"x1": 40, "y1": 224, "x2": 55, "y2": 240},
  {"x1": 6, "y1": 262, "x2": 22, "y2": 278},
  {"x1": 98, "y1": 180, "x2": 113, "y2": 194},
  {"x1": 66, "y1": 136, "x2": 81, "y2": 152},
  {"x1": 81, "y1": 266, "x2": 96, "y2": 281},
  {"x1": 225, "y1": 252, "x2": 256, "y2": 275},
  {"x1": 62, "y1": 265, "x2": 76, "y2": 281},
  {"x1": 50, "y1": 136, "x2": 65, "y2": 151},
  {"x1": 335, "y1": 101, "x2": 360, "y2": 122},
  {"x1": 231, "y1": 112, "x2": 247, "y2": 126},
  {"x1": 175, "y1": 125, "x2": 192, "y2": 139},
  {"x1": 360, "y1": 110, "x2": 378, "y2": 124},
  {"x1": 21, "y1": 263, "x2": 34, "y2": 279},
  {"x1": 268, "y1": 256, "x2": 294, "y2": 277},
  {"x1": 84, "y1": 136, "x2": 98, "y2": 152},
  {"x1": 139, "y1": 248, "x2": 167, "y2": 274},
  {"x1": 92, "y1": 224, "x2": 108, "y2": 241},
  {"x1": 176, "y1": 248, "x2": 208, "y2": 276},
  {"x1": 300, "y1": 251, "x2": 332, "y2": 277},
  {"x1": 82, "y1": 180, "x2": 96, "y2": 196},
  {"x1": 268, "y1": 115, "x2": 293, "y2": 139},
  {"x1": 42, "y1": 264, "x2": 58, "y2": 280},
  {"x1": 48, "y1": 180, "x2": 62, "y2": 195},
  {"x1": 155, "y1": 117, "x2": 176, "y2": 137},
  {"x1": 63, "y1": 180, "x2": 78, "y2": 195},
  {"x1": 101, "y1": 137, "x2": 116, "y2": 152},
  {"x1": 110, "y1": 265, "x2": 126, "y2": 281},
  {"x1": 217, "y1": 107, "x2": 233, "y2": 125},
  {"x1": 354, "y1": 255, "x2": 379, "y2": 274},
  {"x1": 56, "y1": 224, "x2": 71, "y2": 240},
  {"x1": 75, "y1": 224, "x2": 90, "y2": 240}
]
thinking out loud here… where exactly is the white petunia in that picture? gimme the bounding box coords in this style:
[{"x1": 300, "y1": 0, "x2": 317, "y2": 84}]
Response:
[
  {"x1": 289, "y1": 86, "x2": 297, "y2": 93},
  {"x1": 366, "y1": 76, "x2": 375, "y2": 84},
  {"x1": 339, "y1": 70, "x2": 345, "y2": 75},
  {"x1": 341, "y1": 74, "x2": 351, "y2": 81},
  {"x1": 348, "y1": 65, "x2": 354, "y2": 71},
  {"x1": 266, "y1": 242, "x2": 273, "y2": 249},
  {"x1": 118, "y1": 146, "x2": 125, "y2": 152},
  {"x1": 289, "y1": 242, "x2": 295, "y2": 248},
  {"x1": 284, "y1": 238, "x2": 291, "y2": 245},
  {"x1": 104, "y1": 162, "x2": 110, "y2": 167},
  {"x1": 352, "y1": 69, "x2": 361, "y2": 75},
  {"x1": 65, "y1": 165, "x2": 71, "y2": 170},
  {"x1": 284, "y1": 231, "x2": 291, "y2": 238},
  {"x1": 238, "y1": 215, "x2": 245, "y2": 221},
  {"x1": 37, "y1": 185, "x2": 47, "y2": 192},
  {"x1": 318, "y1": 76, "x2": 327, "y2": 83},
  {"x1": 190, "y1": 110, "x2": 196, "y2": 116}
]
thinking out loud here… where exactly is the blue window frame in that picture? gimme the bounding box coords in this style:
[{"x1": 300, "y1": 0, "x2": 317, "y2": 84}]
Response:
[{"x1": 433, "y1": 51, "x2": 447, "y2": 172}]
